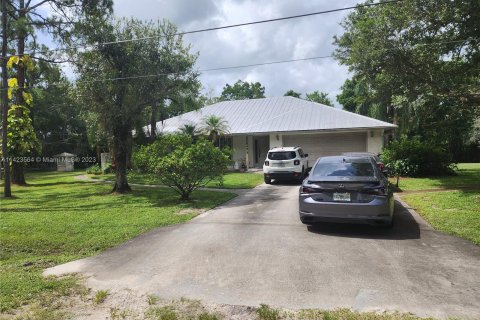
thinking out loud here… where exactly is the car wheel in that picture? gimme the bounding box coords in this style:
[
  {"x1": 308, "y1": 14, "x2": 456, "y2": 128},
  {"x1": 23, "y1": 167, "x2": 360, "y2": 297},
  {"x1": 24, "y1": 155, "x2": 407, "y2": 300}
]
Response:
[{"x1": 264, "y1": 175, "x2": 271, "y2": 184}]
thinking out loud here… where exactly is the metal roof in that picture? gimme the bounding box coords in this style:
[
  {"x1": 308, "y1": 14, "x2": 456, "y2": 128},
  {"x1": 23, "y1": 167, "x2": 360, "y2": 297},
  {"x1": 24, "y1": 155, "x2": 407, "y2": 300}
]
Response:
[{"x1": 151, "y1": 96, "x2": 396, "y2": 135}]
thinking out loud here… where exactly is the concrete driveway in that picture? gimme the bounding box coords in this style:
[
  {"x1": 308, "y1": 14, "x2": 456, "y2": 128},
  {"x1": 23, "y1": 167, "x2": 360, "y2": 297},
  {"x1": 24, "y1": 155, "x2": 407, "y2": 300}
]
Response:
[{"x1": 45, "y1": 183, "x2": 480, "y2": 318}]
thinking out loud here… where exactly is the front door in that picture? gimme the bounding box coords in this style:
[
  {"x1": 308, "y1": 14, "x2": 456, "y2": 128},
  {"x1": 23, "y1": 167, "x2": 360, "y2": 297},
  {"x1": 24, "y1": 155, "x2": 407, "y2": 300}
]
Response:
[{"x1": 253, "y1": 136, "x2": 270, "y2": 168}]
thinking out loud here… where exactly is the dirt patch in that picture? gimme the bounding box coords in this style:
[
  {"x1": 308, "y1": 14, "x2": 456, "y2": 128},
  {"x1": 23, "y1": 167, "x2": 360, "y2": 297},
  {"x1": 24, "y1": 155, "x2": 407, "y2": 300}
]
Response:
[{"x1": 176, "y1": 208, "x2": 205, "y2": 216}]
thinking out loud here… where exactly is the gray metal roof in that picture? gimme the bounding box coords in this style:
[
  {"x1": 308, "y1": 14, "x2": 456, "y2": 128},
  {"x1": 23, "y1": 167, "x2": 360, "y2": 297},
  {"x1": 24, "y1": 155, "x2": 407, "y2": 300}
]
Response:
[{"x1": 151, "y1": 96, "x2": 396, "y2": 135}]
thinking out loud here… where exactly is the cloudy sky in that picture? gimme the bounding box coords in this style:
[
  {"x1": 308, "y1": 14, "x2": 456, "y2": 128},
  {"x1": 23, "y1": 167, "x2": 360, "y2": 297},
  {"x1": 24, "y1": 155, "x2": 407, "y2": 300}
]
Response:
[{"x1": 113, "y1": 0, "x2": 355, "y2": 105}]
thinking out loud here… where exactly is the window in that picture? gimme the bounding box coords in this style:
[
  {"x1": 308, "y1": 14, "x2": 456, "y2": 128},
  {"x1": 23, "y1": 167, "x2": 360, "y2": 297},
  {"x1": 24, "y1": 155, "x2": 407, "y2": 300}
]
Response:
[
  {"x1": 268, "y1": 151, "x2": 297, "y2": 160},
  {"x1": 312, "y1": 159, "x2": 375, "y2": 177},
  {"x1": 297, "y1": 149, "x2": 304, "y2": 158}
]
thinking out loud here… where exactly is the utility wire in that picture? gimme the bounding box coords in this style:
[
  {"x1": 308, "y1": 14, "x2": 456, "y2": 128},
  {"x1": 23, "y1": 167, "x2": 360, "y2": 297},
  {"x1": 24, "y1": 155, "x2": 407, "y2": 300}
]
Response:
[
  {"x1": 13, "y1": 0, "x2": 403, "y2": 57},
  {"x1": 2, "y1": 35, "x2": 479, "y2": 91},
  {"x1": 0, "y1": 55, "x2": 334, "y2": 91}
]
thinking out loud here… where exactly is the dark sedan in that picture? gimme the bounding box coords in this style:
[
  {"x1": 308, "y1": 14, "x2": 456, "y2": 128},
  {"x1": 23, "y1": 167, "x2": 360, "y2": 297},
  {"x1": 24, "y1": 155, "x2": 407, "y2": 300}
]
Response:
[{"x1": 299, "y1": 156, "x2": 394, "y2": 227}]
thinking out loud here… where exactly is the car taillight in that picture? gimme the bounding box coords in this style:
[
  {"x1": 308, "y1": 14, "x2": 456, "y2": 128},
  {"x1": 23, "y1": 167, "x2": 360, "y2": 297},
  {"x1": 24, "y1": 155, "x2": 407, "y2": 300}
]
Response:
[
  {"x1": 264, "y1": 161, "x2": 269, "y2": 166},
  {"x1": 377, "y1": 162, "x2": 385, "y2": 171},
  {"x1": 364, "y1": 187, "x2": 387, "y2": 196},
  {"x1": 294, "y1": 160, "x2": 300, "y2": 165},
  {"x1": 301, "y1": 186, "x2": 314, "y2": 193}
]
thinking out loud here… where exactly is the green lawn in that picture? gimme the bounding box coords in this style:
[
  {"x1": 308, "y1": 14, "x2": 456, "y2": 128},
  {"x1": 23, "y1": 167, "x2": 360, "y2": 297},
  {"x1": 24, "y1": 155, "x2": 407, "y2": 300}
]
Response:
[
  {"x1": 0, "y1": 171, "x2": 235, "y2": 313},
  {"x1": 90, "y1": 171, "x2": 264, "y2": 189},
  {"x1": 204, "y1": 172, "x2": 264, "y2": 189},
  {"x1": 396, "y1": 163, "x2": 480, "y2": 191},
  {"x1": 397, "y1": 163, "x2": 480, "y2": 245}
]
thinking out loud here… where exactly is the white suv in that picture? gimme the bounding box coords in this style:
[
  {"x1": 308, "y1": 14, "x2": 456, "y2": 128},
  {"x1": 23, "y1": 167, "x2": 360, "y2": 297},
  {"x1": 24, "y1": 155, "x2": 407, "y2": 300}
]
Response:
[{"x1": 263, "y1": 147, "x2": 309, "y2": 184}]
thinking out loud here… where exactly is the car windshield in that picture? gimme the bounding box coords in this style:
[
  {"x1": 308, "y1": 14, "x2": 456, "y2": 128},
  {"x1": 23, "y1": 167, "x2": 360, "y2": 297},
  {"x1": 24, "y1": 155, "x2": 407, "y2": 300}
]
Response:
[
  {"x1": 268, "y1": 151, "x2": 296, "y2": 160},
  {"x1": 311, "y1": 158, "x2": 375, "y2": 178}
]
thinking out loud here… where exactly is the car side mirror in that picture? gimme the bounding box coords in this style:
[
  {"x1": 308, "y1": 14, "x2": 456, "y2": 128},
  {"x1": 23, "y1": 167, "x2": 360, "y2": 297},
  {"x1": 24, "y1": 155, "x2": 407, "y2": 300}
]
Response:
[
  {"x1": 304, "y1": 154, "x2": 309, "y2": 157},
  {"x1": 305, "y1": 167, "x2": 312, "y2": 175}
]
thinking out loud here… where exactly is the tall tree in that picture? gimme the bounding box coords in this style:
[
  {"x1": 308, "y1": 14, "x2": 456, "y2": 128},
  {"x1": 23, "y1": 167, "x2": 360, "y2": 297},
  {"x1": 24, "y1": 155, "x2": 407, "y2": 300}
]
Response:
[
  {"x1": 284, "y1": 90, "x2": 301, "y2": 98},
  {"x1": 305, "y1": 91, "x2": 333, "y2": 106},
  {"x1": 220, "y1": 80, "x2": 265, "y2": 101},
  {"x1": 129, "y1": 20, "x2": 200, "y2": 141},
  {"x1": 1, "y1": 0, "x2": 11, "y2": 196},
  {"x1": 32, "y1": 62, "x2": 91, "y2": 157},
  {"x1": 334, "y1": 0, "x2": 480, "y2": 155},
  {"x1": 75, "y1": 18, "x2": 198, "y2": 193},
  {"x1": 1, "y1": 0, "x2": 112, "y2": 189}
]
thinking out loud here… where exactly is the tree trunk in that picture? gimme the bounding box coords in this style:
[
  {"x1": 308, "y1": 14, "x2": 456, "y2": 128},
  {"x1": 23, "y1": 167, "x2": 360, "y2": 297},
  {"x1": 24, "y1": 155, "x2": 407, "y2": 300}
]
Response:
[
  {"x1": 11, "y1": 0, "x2": 27, "y2": 185},
  {"x1": 126, "y1": 131, "x2": 132, "y2": 169},
  {"x1": 149, "y1": 104, "x2": 157, "y2": 142},
  {"x1": 11, "y1": 162, "x2": 26, "y2": 185},
  {"x1": 392, "y1": 106, "x2": 399, "y2": 139},
  {"x1": 111, "y1": 127, "x2": 131, "y2": 193},
  {"x1": 1, "y1": 0, "x2": 12, "y2": 197}
]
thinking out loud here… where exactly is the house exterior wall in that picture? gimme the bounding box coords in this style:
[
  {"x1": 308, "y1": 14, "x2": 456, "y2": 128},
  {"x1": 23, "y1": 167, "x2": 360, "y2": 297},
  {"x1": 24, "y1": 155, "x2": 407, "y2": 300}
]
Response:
[
  {"x1": 230, "y1": 130, "x2": 384, "y2": 170},
  {"x1": 367, "y1": 129, "x2": 384, "y2": 155},
  {"x1": 246, "y1": 136, "x2": 254, "y2": 168},
  {"x1": 269, "y1": 134, "x2": 283, "y2": 149},
  {"x1": 232, "y1": 135, "x2": 246, "y2": 168},
  {"x1": 283, "y1": 131, "x2": 367, "y2": 163}
]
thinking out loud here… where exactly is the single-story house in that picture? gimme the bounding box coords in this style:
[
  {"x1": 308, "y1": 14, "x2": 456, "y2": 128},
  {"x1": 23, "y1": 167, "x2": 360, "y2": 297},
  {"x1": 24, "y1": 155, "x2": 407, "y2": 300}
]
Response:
[{"x1": 148, "y1": 96, "x2": 396, "y2": 168}]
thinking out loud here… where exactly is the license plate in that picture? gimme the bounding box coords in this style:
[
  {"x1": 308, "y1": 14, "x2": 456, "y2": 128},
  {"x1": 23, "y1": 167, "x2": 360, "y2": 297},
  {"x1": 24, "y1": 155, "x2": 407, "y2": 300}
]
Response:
[
  {"x1": 333, "y1": 192, "x2": 351, "y2": 202},
  {"x1": 276, "y1": 163, "x2": 285, "y2": 167}
]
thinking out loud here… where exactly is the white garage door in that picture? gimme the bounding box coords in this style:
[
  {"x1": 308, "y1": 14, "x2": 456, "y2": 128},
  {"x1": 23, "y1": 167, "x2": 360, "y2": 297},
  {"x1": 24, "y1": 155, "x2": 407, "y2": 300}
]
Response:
[{"x1": 283, "y1": 132, "x2": 367, "y2": 164}]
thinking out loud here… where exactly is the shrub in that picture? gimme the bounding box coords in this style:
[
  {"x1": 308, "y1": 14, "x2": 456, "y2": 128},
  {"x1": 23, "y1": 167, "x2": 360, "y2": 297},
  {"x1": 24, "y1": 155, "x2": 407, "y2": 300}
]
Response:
[
  {"x1": 102, "y1": 162, "x2": 115, "y2": 174},
  {"x1": 86, "y1": 164, "x2": 102, "y2": 175},
  {"x1": 257, "y1": 304, "x2": 280, "y2": 320},
  {"x1": 133, "y1": 135, "x2": 230, "y2": 200},
  {"x1": 133, "y1": 134, "x2": 191, "y2": 173},
  {"x1": 382, "y1": 136, "x2": 453, "y2": 177}
]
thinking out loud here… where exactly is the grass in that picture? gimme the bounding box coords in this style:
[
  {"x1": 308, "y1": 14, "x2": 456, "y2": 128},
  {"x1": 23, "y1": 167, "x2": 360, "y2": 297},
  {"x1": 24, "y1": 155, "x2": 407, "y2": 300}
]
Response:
[
  {"x1": 204, "y1": 172, "x2": 264, "y2": 189},
  {"x1": 395, "y1": 163, "x2": 480, "y2": 245},
  {"x1": 257, "y1": 304, "x2": 280, "y2": 320},
  {"x1": 0, "y1": 171, "x2": 235, "y2": 314},
  {"x1": 93, "y1": 290, "x2": 109, "y2": 305},
  {"x1": 401, "y1": 191, "x2": 480, "y2": 245},
  {"x1": 144, "y1": 300, "x2": 429, "y2": 320},
  {"x1": 90, "y1": 171, "x2": 264, "y2": 189},
  {"x1": 395, "y1": 163, "x2": 480, "y2": 191},
  {"x1": 293, "y1": 308, "x2": 430, "y2": 320},
  {"x1": 145, "y1": 297, "x2": 220, "y2": 320}
]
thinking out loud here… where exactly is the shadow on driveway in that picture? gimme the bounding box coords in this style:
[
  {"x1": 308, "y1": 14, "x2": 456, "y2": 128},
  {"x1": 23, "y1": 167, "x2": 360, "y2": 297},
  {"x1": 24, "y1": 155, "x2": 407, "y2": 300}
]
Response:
[{"x1": 306, "y1": 200, "x2": 420, "y2": 241}]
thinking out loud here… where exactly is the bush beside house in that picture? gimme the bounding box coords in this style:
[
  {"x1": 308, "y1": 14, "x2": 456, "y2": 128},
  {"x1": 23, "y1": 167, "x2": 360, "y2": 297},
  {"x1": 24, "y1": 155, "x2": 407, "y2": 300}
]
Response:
[
  {"x1": 382, "y1": 136, "x2": 454, "y2": 185},
  {"x1": 133, "y1": 134, "x2": 231, "y2": 200}
]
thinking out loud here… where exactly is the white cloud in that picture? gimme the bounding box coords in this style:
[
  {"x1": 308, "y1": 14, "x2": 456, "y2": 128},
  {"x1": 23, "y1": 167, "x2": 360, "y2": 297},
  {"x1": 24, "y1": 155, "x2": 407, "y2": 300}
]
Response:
[{"x1": 113, "y1": 0, "x2": 358, "y2": 106}]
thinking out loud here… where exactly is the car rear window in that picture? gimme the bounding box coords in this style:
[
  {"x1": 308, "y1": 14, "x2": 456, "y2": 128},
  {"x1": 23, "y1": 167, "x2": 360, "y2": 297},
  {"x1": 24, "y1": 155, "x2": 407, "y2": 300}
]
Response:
[
  {"x1": 343, "y1": 153, "x2": 380, "y2": 162},
  {"x1": 311, "y1": 159, "x2": 375, "y2": 177},
  {"x1": 268, "y1": 151, "x2": 296, "y2": 160}
]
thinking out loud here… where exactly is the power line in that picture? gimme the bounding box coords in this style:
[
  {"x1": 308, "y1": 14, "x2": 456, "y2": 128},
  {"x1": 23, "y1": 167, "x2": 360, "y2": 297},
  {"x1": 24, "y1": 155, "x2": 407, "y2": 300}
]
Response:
[
  {"x1": 0, "y1": 55, "x2": 334, "y2": 91},
  {"x1": 2, "y1": 35, "x2": 479, "y2": 91},
  {"x1": 16, "y1": 0, "x2": 403, "y2": 57}
]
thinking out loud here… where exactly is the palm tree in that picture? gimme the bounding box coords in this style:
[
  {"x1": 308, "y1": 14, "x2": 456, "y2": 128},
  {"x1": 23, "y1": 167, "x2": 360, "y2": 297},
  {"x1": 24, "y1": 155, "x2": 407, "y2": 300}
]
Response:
[
  {"x1": 179, "y1": 123, "x2": 200, "y2": 141},
  {"x1": 199, "y1": 115, "x2": 230, "y2": 146}
]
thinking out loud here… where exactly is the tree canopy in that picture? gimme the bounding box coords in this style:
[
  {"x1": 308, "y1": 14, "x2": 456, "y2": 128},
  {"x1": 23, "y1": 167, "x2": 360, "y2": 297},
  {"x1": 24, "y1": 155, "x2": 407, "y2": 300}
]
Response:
[
  {"x1": 220, "y1": 80, "x2": 265, "y2": 101},
  {"x1": 305, "y1": 91, "x2": 333, "y2": 106},
  {"x1": 284, "y1": 90, "x2": 301, "y2": 98},
  {"x1": 334, "y1": 0, "x2": 480, "y2": 156},
  {"x1": 74, "y1": 18, "x2": 199, "y2": 193}
]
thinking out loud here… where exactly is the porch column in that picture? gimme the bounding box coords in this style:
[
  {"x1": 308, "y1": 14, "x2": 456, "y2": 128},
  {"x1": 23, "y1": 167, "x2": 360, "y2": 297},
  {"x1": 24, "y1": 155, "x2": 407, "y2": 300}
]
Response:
[
  {"x1": 367, "y1": 129, "x2": 384, "y2": 154},
  {"x1": 269, "y1": 133, "x2": 283, "y2": 149}
]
